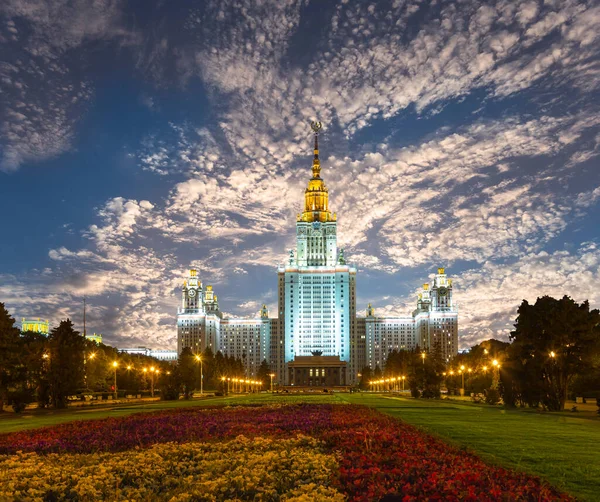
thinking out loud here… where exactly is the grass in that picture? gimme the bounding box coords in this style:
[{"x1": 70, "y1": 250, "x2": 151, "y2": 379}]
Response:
[
  {"x1": 339, "y1": 393, "x2": 600, "y2": 501},
  {"x1": 2, "y1": 392, "x2": 599, "y2": 500}
]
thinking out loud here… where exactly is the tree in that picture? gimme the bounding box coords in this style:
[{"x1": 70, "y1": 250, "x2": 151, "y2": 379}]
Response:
[
  {"x1": 509, "y1": 296, "x2": 600, "y2": 411},
  {"x1": 358, "y1": 366, "x2": 372, "y2": 390},
  {"x1": 16, "y1": 331, "x2": 49, "y2": 410},
  {"x1": 0, "y1": 303, "x2": 21, "y2": 412},
  {"x1": 373, "y1": 365, "x2": 382, "y2": 379},
  {"x1": 178, "y1": 347, "x2": 197, "y2": 399},
  {"x1": 47, "y1": 319, "x2": 86, "y2": 408},
  {"x1": 384, "y1": 349, "x2": 412, "y2": 378},
  {"x1": 408, "y1": 346, "x2": 445, "y2": 399},
  {"x1": 160, "y1": 367, "x2": 181, "y2": 400},
  {"x1": 256, "y1": 359, "x2": 271, "y2": 391}
]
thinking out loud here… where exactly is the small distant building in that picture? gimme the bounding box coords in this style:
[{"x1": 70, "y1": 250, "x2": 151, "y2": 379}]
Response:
[
  {"x1": 149, "y1": 349, "x2": 178, "y2": 362},
  {"x1": 119, "y1": 347, "x2": 178, "y2": 362},
  {"x1": 21, "y1": 318, "x2": 49, "y2": 336},
  {"x1": 119, "y1": 347, "x2": 149, "y2": 356},
  {"x1": 85, "y1": 333, "x2": 103, "y2": 344}
]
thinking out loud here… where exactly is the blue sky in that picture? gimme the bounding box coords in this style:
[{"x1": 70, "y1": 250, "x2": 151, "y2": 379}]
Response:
[{"x1": 1, "y1": 0, "x2": 599, "y2": 349}]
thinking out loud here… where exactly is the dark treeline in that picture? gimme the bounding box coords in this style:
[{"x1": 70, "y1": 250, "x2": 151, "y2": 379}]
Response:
[
  {"x1": 0, "y1": 303, "x2": 252, "y2": 412},
  {"x1": 359, "y1": 296, "x2": 600, "y2": 411}
]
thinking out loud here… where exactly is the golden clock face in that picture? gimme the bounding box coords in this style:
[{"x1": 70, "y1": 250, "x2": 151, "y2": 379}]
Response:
[{"x1": 438, "y1": 287, "x2": 447, "y2": 296}]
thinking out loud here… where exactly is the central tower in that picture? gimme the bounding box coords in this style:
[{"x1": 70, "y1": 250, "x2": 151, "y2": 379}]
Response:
[
  {"x1": 296, "y1": 122, "x2": 338, "y2": 266},
  {"x1": 279, "y1": 123, "x2": 357, "y2": 383}
]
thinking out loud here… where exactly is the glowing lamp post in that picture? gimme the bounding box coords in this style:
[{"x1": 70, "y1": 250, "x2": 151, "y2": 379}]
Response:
[
  {"x1": 112, "y1": 361, "x2": 118, "y2": 400},
  {"x1": 269, "y1": 373, "x2": 275, "y2": 393},
  {"x1": 195, "y1": 355, "x2": 203, "y2": 396},
  {"x1": 150, "y1": 366, "x2": 156, "y2": 397},
  {"x1": 492, "y1": 359, "x2": 500, "y2": 389}
]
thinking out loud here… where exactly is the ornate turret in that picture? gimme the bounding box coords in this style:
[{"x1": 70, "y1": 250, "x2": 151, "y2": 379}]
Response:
[
  {"x1": 261, "y1": 304, "x2": 269, "y2": 319},
  {"x1": 297, "y1": 121, "x2": 336, "y2": 223}
]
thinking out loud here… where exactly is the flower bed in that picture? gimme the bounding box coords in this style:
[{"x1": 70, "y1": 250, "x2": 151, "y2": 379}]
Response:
[
  {"x1": 0, "y1": 435, "x2": 344, "y2": 501},
  {"x1": 0, "y1": 404, "x2": 573, "y2": 501}
]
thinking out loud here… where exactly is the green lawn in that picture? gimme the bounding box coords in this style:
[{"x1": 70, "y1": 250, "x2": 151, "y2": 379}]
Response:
[
  {"x1": 1, "y1": 393, "x2": 598, "y2": 500},
  {"x1": 340, "y1": 393, "x2": 600, "y2": 501}
]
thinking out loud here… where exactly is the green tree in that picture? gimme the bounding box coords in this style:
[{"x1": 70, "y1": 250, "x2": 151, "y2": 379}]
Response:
[
  {"x1": 384, "y1": 349, "x2": 412, "y2": 378},
  {"x1": 408, "y1": 345, "x2": 445, "y2": 399},
  {"x1": 0, "y1": 303, "x2": 21, "y2": 412},
  {"x1": 373, "y1": 365, "x2": 382, "y2": 379},
  {"x1": 160, "y1": 367, "x2": 181, "y2": 400},
  {"x1": 178, "y1": 347, "x2": 197, "y2": 399},
  {"x1": 358, "y1": 366, "x2": 372, "y2": 390},
  {"x1": 509, "y1": 296, "x2": 600, "y2": 411},
  {"x1": 256, "y1": 359, "x2": 271, "y2": 391},
  {"x1": 47, "y1": 319, "x2": 86, "y2": 408},
  {"x1": 16, "y1": 331, "x2": 49, "y2": 410}
]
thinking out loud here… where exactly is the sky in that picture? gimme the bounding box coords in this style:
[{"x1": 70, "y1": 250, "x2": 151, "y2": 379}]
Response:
[{"x1": 1, "y1": 0, "x2": 599, "y2": 350}]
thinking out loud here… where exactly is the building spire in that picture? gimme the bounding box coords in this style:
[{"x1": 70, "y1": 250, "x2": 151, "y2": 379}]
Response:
[
  {"x1": 311, "y1": 121, "x2": 322, "y2": 178},
  {"x1": 297, "y1": 121, "x2": 336, "y2": 223}
]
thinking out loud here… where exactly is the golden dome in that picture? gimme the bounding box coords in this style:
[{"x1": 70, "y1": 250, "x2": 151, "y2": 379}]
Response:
[{"x1": 297, "y1": 122, "x2": 336, "y2": 223}]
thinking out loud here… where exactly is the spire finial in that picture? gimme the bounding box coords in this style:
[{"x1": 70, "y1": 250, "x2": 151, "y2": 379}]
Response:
[{"x1": 310, "y1": 121, "x2": 322, "y2": 178}]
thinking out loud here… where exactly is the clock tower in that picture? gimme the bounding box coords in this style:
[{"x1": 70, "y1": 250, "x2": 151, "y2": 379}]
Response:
[{"x1": 182, "y1": 269, "x2": 202, "y2": 312}]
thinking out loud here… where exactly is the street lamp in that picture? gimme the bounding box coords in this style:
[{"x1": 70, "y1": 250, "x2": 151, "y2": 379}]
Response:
[
  {"x1": 269, "y1": 373, "x2": 275, "y2": 393},
  {"x1": 145, "y1": 366, "x2": 156, "y2": 398},
  {"x1": 195, "y1": 354, "x2": 203, "y2": 396},
  {"x1": 491, "y1": 359, "x2": 500, "y2": 390},
  {"x1": 421, "y1": 352, "x2": 426, "y2": 365},
  {"x1": 84, "y1": 351, "x2": 96, "y2": 389},
  {"x1": 401, "y1": 375, "x2": 406, "y2": 392},
  {"x1": 112, "y1": 361, "x2": 118, "y2": 400}
]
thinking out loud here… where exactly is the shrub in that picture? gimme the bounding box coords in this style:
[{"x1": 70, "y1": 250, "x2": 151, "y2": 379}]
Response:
[
  {"x1": 8, "y1": 389, "x2": 32, "y2": 414},
  {"x1": 485, "y1": 388, "x2": 501, "y2": 405}
]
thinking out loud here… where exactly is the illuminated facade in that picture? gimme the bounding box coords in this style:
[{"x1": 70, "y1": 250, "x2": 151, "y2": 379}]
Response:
[
  {"x1": 176, "y1": 125, "x2": 458, "y2": 384},
  {"x1": 85, "y1": 333, "x2": 103, "y2": 344},
  {"x1": 21, "y1": 318, "x2": 49, "y2": 335},
  {"x1": 119, "y1": 347, "x2": 178, "y2": 362},
  {"x1": 362, "y1": 268, "x2": 458, "y2": 371}
]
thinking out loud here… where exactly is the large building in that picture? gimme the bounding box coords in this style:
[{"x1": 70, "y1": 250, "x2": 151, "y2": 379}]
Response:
[{"x1": 176, "y1": 125, "x2": 458, "y2": 385}]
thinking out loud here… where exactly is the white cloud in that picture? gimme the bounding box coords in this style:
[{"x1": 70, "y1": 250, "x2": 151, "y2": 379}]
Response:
[
  {"x1": 455, "y1": 243, "x2": 600, "y2": 347},
  {"x1": 0, "y1": 0, "x2": 137, "y2": 171}
]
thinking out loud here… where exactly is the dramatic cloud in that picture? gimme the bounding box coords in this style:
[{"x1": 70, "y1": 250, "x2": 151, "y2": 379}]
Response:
[
  {"x1": 0, "y1": 0, "x2": 137, "y2": 171},
  {"x1": 2, "y1": 0, "x2": 599, "y2": 350}
]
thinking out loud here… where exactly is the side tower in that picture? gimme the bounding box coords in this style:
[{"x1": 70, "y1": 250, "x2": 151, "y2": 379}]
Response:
[
  {"x1": 414, "y1": 267, "x2": 458, "y2": 361},
  {"x1": 177, "y1": 269, "x2": 221, "y2": 355},
  {"x1": 428, "y1": 267, "x2": 458, "y2": 360}
]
